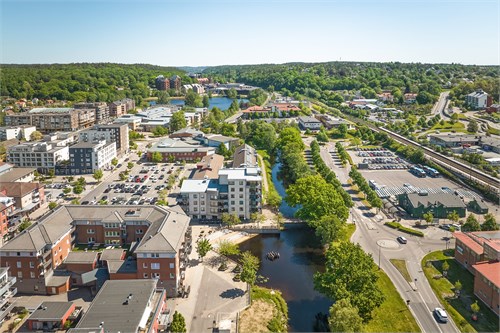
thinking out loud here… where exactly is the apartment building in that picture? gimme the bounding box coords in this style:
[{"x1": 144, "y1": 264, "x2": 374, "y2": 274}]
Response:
[
  {"x1": 74, "y1": 102, "x2": 110, "y2": 124},
  {"x1": 170, "y1": 75, "x2": 181, "y2": 91},
  {"x1": 109, "y1": 98, "x2": 135, "y2": 117},
  {"x1": 0, "y1": 167, "x2": 35, "y2": 183},
  {"x1": 4, "y1": 108, "x2": 96, "y2": 133},
  {"x1": 155, "y1": 75, "x2": 170, "y2": 91},
  {"x1": 465, "y1": 89, "x2": 491, "y2": 109},
  {"x1": 0, "y1": 195, "x2": 15, "y2": 241},
  {"x1": 78, "y1": 123, "x2": 129, "y2": 156},
  {"x1": 69, "y1": 140, "x2": 117, "y2": 174},
  {"x1": 0, "y1": 125, "x2": 36, "y2": 141},
  {"x1": 71, "y1": 280, "x2": 168, "y2": 333},
  {"x1": 0, "y1": 267, "x2": 17, "y2": 323},
  {"x1": 7, "y1": 142, "x2": 69, "y2": 173},
  {"x1": 0, "y1": 182, "x2": 45, "y2": 219}
]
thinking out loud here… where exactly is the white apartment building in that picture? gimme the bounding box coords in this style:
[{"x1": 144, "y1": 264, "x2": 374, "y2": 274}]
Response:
[
  {"x1": 7, "y1": 142, "x2": 69, "y2": 172},
  {"x1": 69, "y1": 140, "x2": 117, "y2": 174},
  {"x1": 465, "y1": 90, "x2": 489, "y2": 109},
  {"x1": 0, "y1": 126, "x2": 36, "y2": 141}
]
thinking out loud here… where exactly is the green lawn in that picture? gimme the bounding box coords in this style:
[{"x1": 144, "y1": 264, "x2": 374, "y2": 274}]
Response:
[
  {"x1": 422, "y1": 250, "x2": 499, "y2": 333},
  {"x1": 431, "y1": 122, "x2": 465, "y2": 131},
  {"x1": 364, "y1": 270, "x2": 421, "y2": 332},
  {"x1": 390, "y1": 259, "x2": 412, "y2": 283}
]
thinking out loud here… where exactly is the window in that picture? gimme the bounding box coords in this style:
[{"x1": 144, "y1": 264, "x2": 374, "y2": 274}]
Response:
[
  {"x1": 151, "y1": 253, "x2": 159, "y2": 258},
  {"x1": 169, "y1": 273, "x2": 175, "y2": 279},
  {"x1": 239, "y1": 194, "x2": 243, "y2": 199},
  {"x1": 29, "y1": 262, "x2": 34, "y2": 268},
  {"x1": 16, "y1": 261, "x2": 21, "y2": 268},
  {"x1": 239, "y1": 207, "x2": 244, "y2": 211},
  {"x1": 239, "y1": 188, "x2": 243, "y2": 192},
  {"x1": 231, "y1": 201, "x2": 235, "y2": 205},
  {"x1": 153, "y1": 272, "x2": 160, "y2": 279},
  {"x1": 87, "y1": 229, "x2": 95, "y2": 234},
  {"x1": 193, "y1": 201, "x2": 198, "y2": 205},
  {"x1": 136, "y1": 229, "x2": 143, "y2": 234},
  {"x1": 231, "y1": 194, "x2": 235, "y2": 199},
  {"x1": 239, "y1": 201, "x2": 244, "y2": 205},
  {"x1": 201, "y1": 201, "x2": 205, "y2": 205},
  {"x1": 143, "y1": 273, "x2": 148, "y2": 278},
  {"x1": 143, "y1": 263, "x2": 148, "y2": 268},
  {"x1": 30, "y1": 272, "x2": 35, "y2": 278},
  {"x1": 151, "y1": 263, "x2": 160, "y2": 270},
  {"x1": 239, "y1": 181, "x2": 243, "y2": 185},
  {"x1": 17, "y1": 272, "x2": 22, "y2": 278},
  {"x1": 169, "y1": 263, "x2": 174, "y2": 269}
]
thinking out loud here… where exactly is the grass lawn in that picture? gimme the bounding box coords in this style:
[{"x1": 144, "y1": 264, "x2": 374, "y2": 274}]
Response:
[
  {"x1": 390, "y1": 259, "x2": 412, "y2": 283},
  {"x1": 431, "y1": 122, "x2": 465, "y2": 131},
  {"x1": 487, "y1": 125, "x2": 500, "y2": 136},
  {"x1": 422, "y1": 250, "x2": 499, "y2": 333},
  {"x1": 239, "y1": 286, "x2": 288, "y2": 333},
  {"x1": 364, "y1": 270, "x2": 421, "y2": 332}
]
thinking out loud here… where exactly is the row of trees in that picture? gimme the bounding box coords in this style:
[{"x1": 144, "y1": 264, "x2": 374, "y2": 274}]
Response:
[
  {"x1": 461, "y1": 213, "x2": 499, "y2": 232},
  {"x1": 349, "y1": 167, "x2": 383, "y2": 209},
  {"x1": 335, "y1": 142, "x2": 351, "y2": 165},
  {"x1": 277, "y1": 127, "x2": 311, "y2": 184}
]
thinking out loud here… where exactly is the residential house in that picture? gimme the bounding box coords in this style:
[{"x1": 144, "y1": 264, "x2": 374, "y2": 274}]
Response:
[
  {"x1": 74, "y1": 102, "x2": 110, "y2": 125},
  {"x1": 0, "y1": 182, "x2": 45, "y2": 217},
  {"x1": 486, "y1": 104, "x2": 500, "y2": 114},
  {"x1": 7, "y1": 142, "x2": 69, "y2": 173},
  {"x1": 0, "y1": 195, "x2": 15, "y2": 240},
  {"x1": 109, "y1": 99, "x2": 135, "y2": 118},
  {"x1": 170, "y1": 75, "x2": 181, "y2": 91},
  {"x1": 155, "y1": 75, "x2": 170, "y2": 91},
  {"x1": 0, "y1": 167, "x2": 36, "y2": 183},
  {"x1": 404, "y1": 93, "x2": 417, "y2": 104},
  {"x1": 26, "y1": 302, "x2": 77, "y2": 331}
]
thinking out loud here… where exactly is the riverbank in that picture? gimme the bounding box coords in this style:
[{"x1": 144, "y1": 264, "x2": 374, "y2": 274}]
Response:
[{"x1": 239, "y1": 286, "x2": 288, "y2": 333}]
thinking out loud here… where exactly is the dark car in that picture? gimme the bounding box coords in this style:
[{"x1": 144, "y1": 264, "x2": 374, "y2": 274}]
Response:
[
  {"x1": 101, "y1": 196, "x2": 108, "y2": 201},
  {"x1": 81, "y1": 201, "x2": 90, "y2": 205},
  {"x1": 397, "y1": 236, "x2": 407, "y2": 244}
]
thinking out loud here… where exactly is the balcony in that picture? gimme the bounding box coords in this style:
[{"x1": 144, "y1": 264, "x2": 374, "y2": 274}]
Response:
[{"x1": 0, "y1": 276, "x2": 16, "y2": 296}]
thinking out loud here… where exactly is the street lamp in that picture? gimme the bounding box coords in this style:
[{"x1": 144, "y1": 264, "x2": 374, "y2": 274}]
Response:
[{"x1": 378, "y1": 243, "x2": 381, "y2": 270}]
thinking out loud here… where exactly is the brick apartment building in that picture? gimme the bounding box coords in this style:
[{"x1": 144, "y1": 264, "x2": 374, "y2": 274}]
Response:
[
  {"x1": 454, "y1": 231, "x2": 500, "y2": 315},
  {"x1": 109, "y1": 98, "x2": 135, "y2": 117},
  {"x1": 74, "y1": 102, "x2": 110, "y2": 124},
  {"x1": 0, "y1": 205, "x2": 190, "y2": 297},
  {"x1": 155, "y1": 75, "x2": 170, "y2": 91}
]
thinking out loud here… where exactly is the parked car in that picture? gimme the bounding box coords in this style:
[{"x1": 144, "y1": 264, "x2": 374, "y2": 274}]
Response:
[
  {"x1": 433, "y1": 307, "x2": 448, "y2": 323},
  {"x1": 81, "y1": 201, "x2": 89, "y2": 205},
  {"x1": 397, "y1": 236, "x2": 407, "y2": 244}
]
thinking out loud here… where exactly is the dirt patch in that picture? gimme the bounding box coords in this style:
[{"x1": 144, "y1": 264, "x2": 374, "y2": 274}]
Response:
[{"x1": 239, "y1": 299, "x2": 275, "y2": 333}]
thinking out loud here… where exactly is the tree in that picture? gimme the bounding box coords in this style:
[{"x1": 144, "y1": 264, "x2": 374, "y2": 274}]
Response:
[
  {"x1": 169, "y1": 311, "x2": 187, "y2": 333},
  {"x1": 240, "y1": 251, "x2": 259, "y2": 286},
  {"x1": 48, "y1": 201, "x2": 58, "y2": 210},
  {"x1": 170, "y1": 111, "x2": 187, "y2": 131},
  {"x1": 226, "y1": 88, "x2": 237, "y2": 99},
  {"x1": 328, "y1": 298, "x2": 363, "y2": 333},
  {"x1": 73, "y1": 185, "x2": 84, "y2": 195},
  {"x1": 314, "y1": 215, "x2": 346, "y2": 245},
  {"x1": 127, "y1": 162, "x2": 134, "y2": 169},
  {"x1": 447, "y1": 211, "x2": 460, "y2": 223},
  {"x1": 76, "y1": 177, "x2": 86, "y2": 186},
  {"x1": 481, "y1": 213, "x2": 499, "y2": 231},
  {"x1": 454, "y1": 280, "x2": 462, "y2": 297},
  {"x1": 314, "y1": 242, "x2": 384, "y2": 321},
  {"x1": 119, "y1": 172, "x2": 127, "y2": 181},
  {"x1": 442, "y1": 260, "x2": 450, "y2": 277},
  {"x1": 221, "y1": 213, "x2": 241, "y2": 227},
  {"x1": 185, "y1": 90, "x2": 202, "y2": 107},
  {"x1": 286, "y1": 175, "x2": 349, "y2": 223},
  {"x1": 151, "y1": 151, "x2": 163, "y2": 163},
  {"x1": 63, "y1": 187, "x2": 71, "y2": 195},
  {"x1": 29, "y1": 130, "x2": 43, "y2": 141},
  {"x1": 462, "y1": 214, "x2": 481, "y2": 232},
  {"x1": 266, "y1": 191, "x2": 282, "y2": 211},
  {"x1": 217, "y1": 240, "x2": 240, "y2": 256},
  {"x1": 423, "y1": 212, "x2": 434, "y2": 225},
  {"x1": 467, "y1": 120, "x2": 478, "y2": 133},
  {"x1": 47, "y1": 169, "x2": 55, "y2": 179},
  {"x1": 111, "y1": 158, "x2": 118, "y2": 167},
  {"x1": 18, "y1": 219, "x2": 32, "y2": 232},
  {"x1": 202, "y1": 95, "x2": 209, "y2": 108},
  {"x1": 93, "y1": 169, "x2": 103, "y2": 182},
  {"x1": 196, "y1": 238, "x2": 212, "y2": 262}
]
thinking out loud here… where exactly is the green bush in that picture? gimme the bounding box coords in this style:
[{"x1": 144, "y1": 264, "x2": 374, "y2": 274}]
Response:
[{"x1": 385, "y1": 221, "x2": 424, "y2": 237}]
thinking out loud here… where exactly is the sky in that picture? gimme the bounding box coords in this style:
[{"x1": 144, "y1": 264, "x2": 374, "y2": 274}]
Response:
[{"x1": 1, "y1": 0, "x2": 499, "y2": 66}]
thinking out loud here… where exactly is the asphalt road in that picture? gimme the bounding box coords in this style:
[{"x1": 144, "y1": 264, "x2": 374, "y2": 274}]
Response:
[
  {"x1": 317, "y1": 141, "x2": 460, "y2": 333},
  {"x1": 431, "y1": 91, "x2": 450, "y2": 118}
]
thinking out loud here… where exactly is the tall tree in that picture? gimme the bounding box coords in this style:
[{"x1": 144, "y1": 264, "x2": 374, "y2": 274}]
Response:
[
  {"x1": 328, "y1": 298, "x2": 363, "y2": 333},
  {"x1": 169, "y1": 311, "x2": 187, "y2": 333},
  {"x1": 314, "y1": 214, "x2": 346, "y2": 245},
  {"x1": 93, "y1": 169, "x2": 103, "y2": 182},
  {"x1": 30, "y1": 130, "x2": 43, "y2": 141},
  {"x1": 240, "y1": 251, "x2": 260, "y2": 286},
  {"x1": 170, "y1": 111, "x2": 187, "y2": 131},
  {"x1": 151, "y1": 151, "x2": 163, "y2": 163},
  {"x1": 314, "y1": 242, "x2": 384, "y2": 321},
  {"x1": 481, "y1": 213, "x2": 499, "y2": 231},
  {"x1": 467, "y1": 120, "x2": 478, "y2": 133},
  {"x1": 462, "y1": 214, "x2": 481, "y2": 232},
  {"x1": 196, "y1": 238, "x2": 212, "y2": 262}
]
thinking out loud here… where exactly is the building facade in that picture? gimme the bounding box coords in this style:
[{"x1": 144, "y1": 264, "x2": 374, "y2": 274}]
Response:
[
  {"x1": 69, "y1": 141, "x2": 117, "y2": 174},
  {"x1": 298, "y1": 116, "x2": 322, "y2": 130},
  {"x1": 7, "y1": 142, "x2": 69, "y2": 173},
  {"x1": 109, "y1": 99, "x2": 135, "y2": 118},
  {"x1": 0, "y1": 126, "x2": 36, "y2": 141},
  {"x1": 74, "y1": 102, "x2": 110, "y2": 124},
  {"x1": 147, "y1": 138, "x2": 215, "y2": 162},
  {"x1": 4, "y1": 108, "x2": 95, "y2": 133},
  {"x1": 78, "y1": 123, "x2": 129, "y2": 156},
  {"x1": 156, "y1": 75, "x2": 170, "y2": 91},
  {"x1": 465, "y1": 90, "x2": 490, "y2": 109},
  {"x1": 397, "y1": 192, "x2": 466, "y2": 218}
]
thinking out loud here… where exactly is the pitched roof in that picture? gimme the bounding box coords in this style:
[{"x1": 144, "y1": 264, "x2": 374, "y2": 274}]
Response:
[
  {"x1": 472, "y1": 261, "x2": 500, "y2": 288},
  {"x1": 455, "y1": 232, "x2": 484, "y2": 254},
  {"x1": 0, "y1": 168, "x2": 35, "y2": 182},
  {"x1": 0, "y1": 182, "x2": 42, "y2": 197},
  {"x1": 193, "y1": 154, "x2": 224, "y2": 180},
  {"x1": 232, "y1": 144, "x2": 258, "y2": 168},
  {"x1": 405, "y1": 193, "x2": 466, "y2": 209}
]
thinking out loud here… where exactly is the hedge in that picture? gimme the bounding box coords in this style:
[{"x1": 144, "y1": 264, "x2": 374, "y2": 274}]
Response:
[{"x1": 384, "y1": 221, "x2": 424, "y2": 237}]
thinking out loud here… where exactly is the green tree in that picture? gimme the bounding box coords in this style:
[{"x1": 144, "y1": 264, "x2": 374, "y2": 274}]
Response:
[
  {"x1": 447, "y1": 211, "x2": 460, "y2": 223},
  {"x1": 73, "y1": 185, "x2": 84, "y2": 195},
  {"x1": 314, "y1": 215, "x2": 346, "y2": 246},
  {"x1": 47, "y1": 169, "x2": 55, "y2": 179},
  {"x1": 467, "y1": 120, "x2": 478, "y2": 133},
  {"x1": 481, "y1": 213, "x2": 499, "y2": 231},
  {"x1": 111, "y1": 158, "x2": 118, "y2": 167},
  {"x1": 169, "y1": 311, "x2": 187, "y2": 333},
  {"x1": 18, "y1": 219, "x2": 32, "y2": 232},
  {"x1": 48, "y1": 201, "x2": 58, "y2": 210},
  {"x1": 226, "y1": 88, "x2": 237, "y2": 99},
  {"x1": 93, "y1": 169, "x2": 103, "y2": 182},
  {"x1": 127, "y1": 162, "x2": 134, "y2": 169},
  {"x1": 170, "y1": 111, "x2": 187, "y2": 131},
  {"x1": 63, "y1": 187, "x2": 71, "y2": 195},
  {"x1": 454, "y1": 280, "x2": 462, "y2": 297},
  {"x1": 462, "y1": 214, "x2": 481, "y2": 232},
  {"x1": 217, "y1": 240, "x2": 240, "y2": 256},
  {"x1": 196, "y1": 238, "x2": 212, "y2": 262},
  {"x1": 338, "y1": 123, "x2": 348, "y2": 138},
  {"x1": 423, "y1": 212, "x2": 434, "y2": 225},
  {"x1": 470, "y1": 301, "x2": 480, "y2": 318},
  {"x1": 151, "y1": 151, "x2": 163, "y2": 163},
  {"x1": 30, "y1": 130, "x2": 43, "y2": 141},
  {"x1": 202, "y1": 95, "x2": 210, "y2": 108},
  {"x1": 314, "y1": 242, "x2": 384, "y2": 321},
  {"x1": 221, "y1": 213, "x2": 241, "y2": 226},
  {"x1": 240, "y1": 251, "x2": 260, "y2": 286},
  {"x1": 266, "y1": 191, "x2": 282, "y2": 211},
  {"x1": 76, "y1": 177, "x2": 86, "y2": 186},
  {"x1": 286, "y1": 175, "x2": 349, "y2": 222},
  {"x1": 328, "y1": 298, "x2": 363, "y2": 333},
  {"x1": 442, "y1": 260, "x2": 450, "y2": 277},
  {"x1": 119, "y1": 172, "x2": 127, "y2": 181}
]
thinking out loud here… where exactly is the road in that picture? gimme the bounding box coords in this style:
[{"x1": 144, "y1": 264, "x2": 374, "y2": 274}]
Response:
[
  {"x1": 431, "y1": 91, "x2": 450, "y2": 118},
  {"x1": 319, "y1": 141, "x2": 460, "y2": 333}
]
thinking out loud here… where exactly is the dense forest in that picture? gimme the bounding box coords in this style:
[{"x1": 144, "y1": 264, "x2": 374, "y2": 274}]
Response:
[
  {"x1": 0, "y1": 63, "x2": 192, "y2": 106},
  {"x1": 204, "y1": 62, "x2": 499, "y2": 107}
]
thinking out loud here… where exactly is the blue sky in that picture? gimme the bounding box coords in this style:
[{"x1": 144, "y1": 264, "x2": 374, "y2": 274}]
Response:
[{"x1": 1, "y1": 0, "x2": 498, "y2": 66}]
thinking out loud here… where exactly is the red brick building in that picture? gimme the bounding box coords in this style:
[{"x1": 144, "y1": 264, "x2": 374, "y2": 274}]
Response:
[
  {"x1": 0, "y1": 195, "x2": 15, "y2": 240},
  {"x1": 26, "y1": 301, "x2": 76, "y2": 331},
  {"x1": 472, "y1": 261, "x2": 499, "y2": 316}
]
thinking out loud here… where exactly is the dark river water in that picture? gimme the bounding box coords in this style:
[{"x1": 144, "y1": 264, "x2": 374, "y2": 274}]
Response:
[{"x1": 238, "y1": 163, "x2": 332, "y2": 332}]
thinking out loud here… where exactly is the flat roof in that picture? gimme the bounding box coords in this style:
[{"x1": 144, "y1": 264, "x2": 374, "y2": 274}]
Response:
[
  {"x1": 75, "y1": 280, "x2": 157, "y2": 333},
  {"x1": 28, "y1": 302, "x2": 74, "y2": 321},
  {"x1": 64, "y1": 251, "x2": 98, "y2": 265},
  {"x1": 100, "y1": 248, "x2": 125, "y2": 262}
]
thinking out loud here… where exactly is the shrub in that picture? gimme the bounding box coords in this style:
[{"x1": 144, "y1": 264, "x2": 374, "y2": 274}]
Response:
[{"x1": 385, "y1": 221, "x2": 424, "y2": 237}]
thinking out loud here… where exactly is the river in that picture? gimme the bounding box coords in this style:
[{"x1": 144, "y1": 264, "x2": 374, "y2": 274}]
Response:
[
  {"x1": 238, "y1": 162, "x2": 332, "y2": 332},
  {"x1": 169, "y1": 97, "x2": 248, "y2": 111}
]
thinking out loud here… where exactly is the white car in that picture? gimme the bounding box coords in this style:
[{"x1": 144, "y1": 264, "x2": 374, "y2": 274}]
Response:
[{"x1": 433, "y1": 307, "x2": 448, "y2": 323}]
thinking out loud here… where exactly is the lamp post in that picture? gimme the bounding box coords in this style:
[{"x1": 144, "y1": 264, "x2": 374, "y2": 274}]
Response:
[{"x1": 378, "y1": 243, "x2": 381, "y2": 270}]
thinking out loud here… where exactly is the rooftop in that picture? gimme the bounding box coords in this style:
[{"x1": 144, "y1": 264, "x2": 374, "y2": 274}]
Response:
[
  {"x1": 232, "y1": 144, "x2": 258, "y2": 168},
  {"x1": 429, "y1": 134, "x2": 481, "y2": 142},
  {"x1": 28, "y1": 108, "x2": 75, "y2": 114},
  {"x1": 0, "y1": 167, "x2": 35, "y2": 182},
  {"x1": 64, "y1": 251, "x2": 98, "y2": 265},
  {"x1": 404, "y1": 192, "x2": 466, "y2": 208},
  {"x1": 0, "y1": 181, "x2": 42, "y2": 197},
  {"x1": 193, "y1": 154, "x2": 224, "y2": 180},
  {"x1": 472, "y1": 261, "x2": 500, "y2": 288},
  {"x1": 74, "y1": 280, "x2": 159, "y2": 333},
  {"x1": 298, "y1": 116, "x2": 321, "y2": 123},
  {"x1": 149, "y1": 138, "x2": 215, "y2": 153},
  {"x1": 28, "y1": 302, "x2": 74, "y2": 321},
  {"x1": 100, "y1": 248, "x2": 125, "y2": 262}
]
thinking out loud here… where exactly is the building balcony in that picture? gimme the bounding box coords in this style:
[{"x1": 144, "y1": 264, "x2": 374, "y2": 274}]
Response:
[{"x1": 0, "y1": 276, "x2": 16, "y2": 296}]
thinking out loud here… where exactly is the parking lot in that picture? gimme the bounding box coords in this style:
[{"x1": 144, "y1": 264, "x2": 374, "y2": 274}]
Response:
[{"x1": 351, "y1": 147, "x2": 410, "y2": 170}]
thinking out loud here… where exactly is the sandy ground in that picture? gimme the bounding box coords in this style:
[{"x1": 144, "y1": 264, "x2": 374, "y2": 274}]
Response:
[{"x1": 238, "y1": 299, "x2": 274, "y2": 333}]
